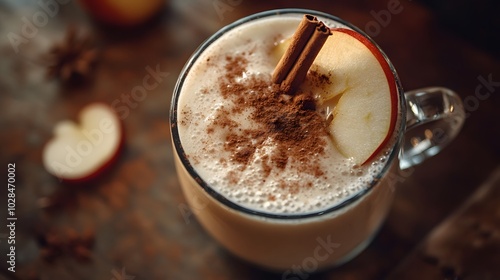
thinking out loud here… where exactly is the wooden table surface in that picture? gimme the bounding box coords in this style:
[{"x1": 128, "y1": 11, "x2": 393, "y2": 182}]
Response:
[{"x1": 0, "y1": 0, "x2": 499, "y2": 279}]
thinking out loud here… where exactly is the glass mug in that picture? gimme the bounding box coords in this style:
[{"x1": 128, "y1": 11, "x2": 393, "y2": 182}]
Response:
[{"x1": 170, "y1": 9, "x2": 465, "y2": 271}]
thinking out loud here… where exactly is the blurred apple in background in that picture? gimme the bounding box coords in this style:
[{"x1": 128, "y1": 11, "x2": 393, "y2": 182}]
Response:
[
  {"x1": 77, "y1": 0, "x2": 166, "y2": 27},
  {"x1": 42, "y1": 103, "x2": 124, "y2": 183}
]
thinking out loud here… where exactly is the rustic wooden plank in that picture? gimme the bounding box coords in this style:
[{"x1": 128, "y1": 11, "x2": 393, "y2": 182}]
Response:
[{"x1": 388, "y1": 166, "x2": 500, "y2": 280}]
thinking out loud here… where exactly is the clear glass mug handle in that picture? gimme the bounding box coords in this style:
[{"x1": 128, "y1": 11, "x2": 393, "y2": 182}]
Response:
[{"x1": 399, "y1": 87, "x2": 465, "y2": 170}]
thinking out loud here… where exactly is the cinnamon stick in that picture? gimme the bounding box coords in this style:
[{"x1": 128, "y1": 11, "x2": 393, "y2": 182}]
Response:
[
  {"x1": 273, "y1": 15, "x2": 318, "y2": 84},
  {"x1": 272, "y1": 15, "x2": 331, "y2": 94}
]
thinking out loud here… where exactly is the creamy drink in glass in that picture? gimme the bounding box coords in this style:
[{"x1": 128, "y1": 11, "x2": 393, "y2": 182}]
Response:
[{"x1": 170, "y1": 9, "x2": 465, "y2": 271}]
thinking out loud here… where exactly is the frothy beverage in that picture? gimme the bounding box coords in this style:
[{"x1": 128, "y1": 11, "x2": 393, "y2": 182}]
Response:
[{"x1": 172, "y1": 10, "x2": 402, "y2": 271}]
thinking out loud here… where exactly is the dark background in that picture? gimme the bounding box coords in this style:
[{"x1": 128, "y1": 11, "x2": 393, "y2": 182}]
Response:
[{"x1": 0, "y1": 0, "x2": 499, "y2": 279}]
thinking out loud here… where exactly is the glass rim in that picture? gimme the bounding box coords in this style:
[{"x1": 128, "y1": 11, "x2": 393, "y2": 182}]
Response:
[{"x1": 170, "y1": 8, "x2": 406, "y2": 220}]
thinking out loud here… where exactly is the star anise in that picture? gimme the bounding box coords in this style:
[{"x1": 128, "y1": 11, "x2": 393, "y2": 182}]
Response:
[
  {"x1": 37, "y1": 227, "x2": 95, "y2": 263},
  {"x1": 47, "y1": 25, "x2": 98, "y2": 83}
]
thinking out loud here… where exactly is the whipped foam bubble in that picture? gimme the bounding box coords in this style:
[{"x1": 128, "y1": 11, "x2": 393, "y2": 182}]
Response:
[{"x1": 177, "y1": 15, "x2": 397, "y2": 215}]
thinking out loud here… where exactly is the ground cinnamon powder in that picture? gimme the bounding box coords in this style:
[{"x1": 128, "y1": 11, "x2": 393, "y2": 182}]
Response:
[{"x1": 206, "y1": 54, "x2": 329, "y2": 189}]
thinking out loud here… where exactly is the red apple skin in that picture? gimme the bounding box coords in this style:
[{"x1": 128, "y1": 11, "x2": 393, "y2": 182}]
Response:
[
  {"x1": 47, "y1": 103, "x2": 125, "y2": 184},
  {"x1": 77, "y1": 0, "x2": 165, "y2": 27},
  {"x1": 332, "y1": 28, "x2": 399, "y2": 165}
]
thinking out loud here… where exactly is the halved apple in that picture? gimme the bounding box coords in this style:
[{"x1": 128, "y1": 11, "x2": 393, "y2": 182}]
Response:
[
  {"x1": 314, "y1": 28, "x2": 398, "y2": 165},
  {"x1": 42, "y1": 103, "x2": 124, "y2": 183}
]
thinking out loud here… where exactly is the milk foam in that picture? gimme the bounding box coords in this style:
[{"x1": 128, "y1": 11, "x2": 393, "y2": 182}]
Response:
[{"x1": 177, "y1": 16, "x2": 397, "y2": 215}]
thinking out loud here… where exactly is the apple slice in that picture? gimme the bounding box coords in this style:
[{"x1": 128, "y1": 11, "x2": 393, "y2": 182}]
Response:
[
  {"x1": 78, "y1": 0, "x2": 165, "y2": 27},
  {"x1": 312, "y1": 28, "x2": 398, "y2": 165},
  {"x1": 272, "y1": 37, "x2": 292, "y2": 64},
  {"x1": 42, "y1": 103, "x2": 124, "y2": 183}
]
